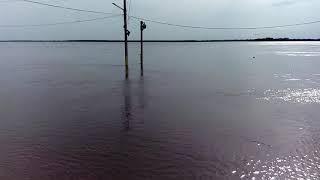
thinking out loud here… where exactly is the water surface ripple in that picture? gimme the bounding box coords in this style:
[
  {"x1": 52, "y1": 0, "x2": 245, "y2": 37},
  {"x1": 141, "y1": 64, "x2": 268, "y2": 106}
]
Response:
[{"x1": 0, "y1": 42, "x2": 320, "y2": 179}]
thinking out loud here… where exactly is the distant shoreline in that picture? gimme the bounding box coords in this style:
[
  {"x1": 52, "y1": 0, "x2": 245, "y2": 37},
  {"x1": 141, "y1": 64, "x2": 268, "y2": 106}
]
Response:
[{"x1": 1, "y1": 38, "x2": 320, "y2": 42}]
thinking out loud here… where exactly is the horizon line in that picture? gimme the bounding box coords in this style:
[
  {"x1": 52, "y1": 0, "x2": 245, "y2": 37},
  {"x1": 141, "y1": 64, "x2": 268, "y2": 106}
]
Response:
[{"x1": 1, "y1": 38, "x2": 320, "y2": 42}]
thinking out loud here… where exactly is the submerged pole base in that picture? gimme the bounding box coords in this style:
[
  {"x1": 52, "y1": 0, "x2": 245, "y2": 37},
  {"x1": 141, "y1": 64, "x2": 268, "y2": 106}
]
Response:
[
  {"x1": 140, "y1": 60, "x2": 144, "y2": 77},
  {"x1": 125, "y1": 56, "x2": 129, "y2": 79}
]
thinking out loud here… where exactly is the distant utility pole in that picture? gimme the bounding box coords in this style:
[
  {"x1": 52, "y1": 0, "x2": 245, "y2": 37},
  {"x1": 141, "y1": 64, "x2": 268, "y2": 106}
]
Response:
[
  {"x1": 123, "y1": 0, "x2": 129, "y2": 78},
  {"x1": 113, "y1": 0, "x2": 130, "y2": 78},
  {"x1": 140, "y1": 21, "x2": 146, "y2": 76}
]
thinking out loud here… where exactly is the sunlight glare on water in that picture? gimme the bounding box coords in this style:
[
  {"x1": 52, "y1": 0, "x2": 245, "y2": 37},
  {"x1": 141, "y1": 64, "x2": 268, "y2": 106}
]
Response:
[
  {"x1": 232, "y1": 152, "x2": 320, "y2": 179},
  {"x1": 275, "y1": 51, "x2": 320, "y2": 57},
  {"x1": 260, "y1": 88, "x2": 320, "y2": 104}
]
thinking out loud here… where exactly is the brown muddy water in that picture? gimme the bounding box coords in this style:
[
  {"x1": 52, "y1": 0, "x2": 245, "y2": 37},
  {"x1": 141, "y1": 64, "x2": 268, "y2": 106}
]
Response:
[{"x1": 0, "y1": 42, "x2": 320, "y2": 179}]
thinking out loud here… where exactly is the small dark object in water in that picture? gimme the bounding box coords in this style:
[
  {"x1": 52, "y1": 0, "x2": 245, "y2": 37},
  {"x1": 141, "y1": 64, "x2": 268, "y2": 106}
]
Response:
[{"x1": 253, "y1": 56, "x2": 256, "y2": 59}]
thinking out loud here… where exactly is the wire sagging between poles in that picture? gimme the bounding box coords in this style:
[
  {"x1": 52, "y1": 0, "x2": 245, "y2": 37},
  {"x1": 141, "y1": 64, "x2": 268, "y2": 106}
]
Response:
[
  {"x1": 0, "y1": 15, "x2": 121, "y2": 28},
  {"x1": 130, "y1": 16, "x2": 320, "y2": 30}
]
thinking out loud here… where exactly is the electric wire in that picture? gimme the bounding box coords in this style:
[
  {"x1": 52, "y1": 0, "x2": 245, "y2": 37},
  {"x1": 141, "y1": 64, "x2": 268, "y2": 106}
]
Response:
[
  {"x1": 0, "y1": 14, "x2": 121, "y2": 28},
  {"x1": 20, "y1": 0, "x2": 116, "y2": 15},
  {"x1": 130, "y1": 16, "x2": 320, "y2": 30},
  {"x1": 4, "y1": 0, "x2": 320, "y2": 30}
]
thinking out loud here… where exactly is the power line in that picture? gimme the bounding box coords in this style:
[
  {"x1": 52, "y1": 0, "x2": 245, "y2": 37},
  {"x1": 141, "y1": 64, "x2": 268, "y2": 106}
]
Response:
[
  {"x1": 20, "y1": 0, "x2": 116, "y2": 15},
  {"x1": 0, "y1": 0, "x2": 22, "y2": 3},
  {"x1": 0, "y1": 15, "x2": 121, "y2": 28},
  {"x1": 130, "y1": 16, "x2": 320, "y2": 30},
  {"x1": 9, "y1": 0, "x2": 320, "y2": 30}
]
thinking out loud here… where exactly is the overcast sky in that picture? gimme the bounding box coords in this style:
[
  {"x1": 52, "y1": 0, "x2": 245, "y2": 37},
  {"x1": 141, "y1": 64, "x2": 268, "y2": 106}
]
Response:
[{"x1": 0, "y1": 0, "x2": 319, "y2": 40}]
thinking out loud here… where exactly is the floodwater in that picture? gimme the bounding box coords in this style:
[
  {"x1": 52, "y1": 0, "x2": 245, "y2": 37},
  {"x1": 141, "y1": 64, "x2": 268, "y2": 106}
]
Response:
[{"x1": 0, "y1": 42, "x2": 320, "y2": 180}]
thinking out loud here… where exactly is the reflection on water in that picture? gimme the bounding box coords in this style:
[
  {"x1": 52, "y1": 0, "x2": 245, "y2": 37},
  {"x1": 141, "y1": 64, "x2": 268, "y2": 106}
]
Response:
[
  {"x1": 233, "y1": 151, "x2": 320, "y2": 179},
  {"x1": 1, "y1": 42, "x2": 320, "y2": 179},
  {"x1": 260, "y1": 88, "x2": 320, "y2": 104},
  {"x1": 122, "y1": 79, "x2": 132, "y2": 131},
  {"x1": 275, "y1": 51, "x2": 320, "y2": 57},
  {"x1": 122, "y1": 77, "x2": 146, "y2": 131}
]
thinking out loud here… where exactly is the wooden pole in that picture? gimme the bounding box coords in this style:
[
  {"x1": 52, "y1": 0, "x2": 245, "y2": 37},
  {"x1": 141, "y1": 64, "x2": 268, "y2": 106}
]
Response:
[
  {"x1": 140, "y1": 21, "x2": 144, "y2": 76},
  {"x1": 140, "y1": 21, "x2": 146, "y2": 76},
  {"x1": 123, "y1": 0, "x2": 129, "y2": 78}
]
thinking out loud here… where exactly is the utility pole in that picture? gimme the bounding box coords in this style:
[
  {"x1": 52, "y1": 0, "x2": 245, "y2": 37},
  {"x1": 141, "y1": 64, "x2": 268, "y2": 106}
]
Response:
[
  {"x1": 112, "y1": 1, "x2": 130, "y2": 78},
  {"x1": 140, "y1": 21, "x2": 146, "y2": 76},
  {"x1": 123, "y1": 0, "x2": 129, "y2": 78}
]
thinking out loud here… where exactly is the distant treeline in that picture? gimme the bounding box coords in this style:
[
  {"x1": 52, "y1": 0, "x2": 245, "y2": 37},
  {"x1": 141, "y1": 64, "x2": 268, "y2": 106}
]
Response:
[
  {"x1": 1, "y1": 38, "x2": 320, "y2": 42},
  {"x1": 249, "y1": 37, "x2": 320, "y2": 41}
]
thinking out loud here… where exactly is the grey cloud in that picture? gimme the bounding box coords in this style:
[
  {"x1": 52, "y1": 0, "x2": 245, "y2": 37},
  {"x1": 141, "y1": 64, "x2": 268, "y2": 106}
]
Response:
[
  {"x1": 272, "y1": 0, "x2": 311, "y2": 7},
  {"x1": 0, "y1": 0, "x2": 320, "y2": 40}
]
